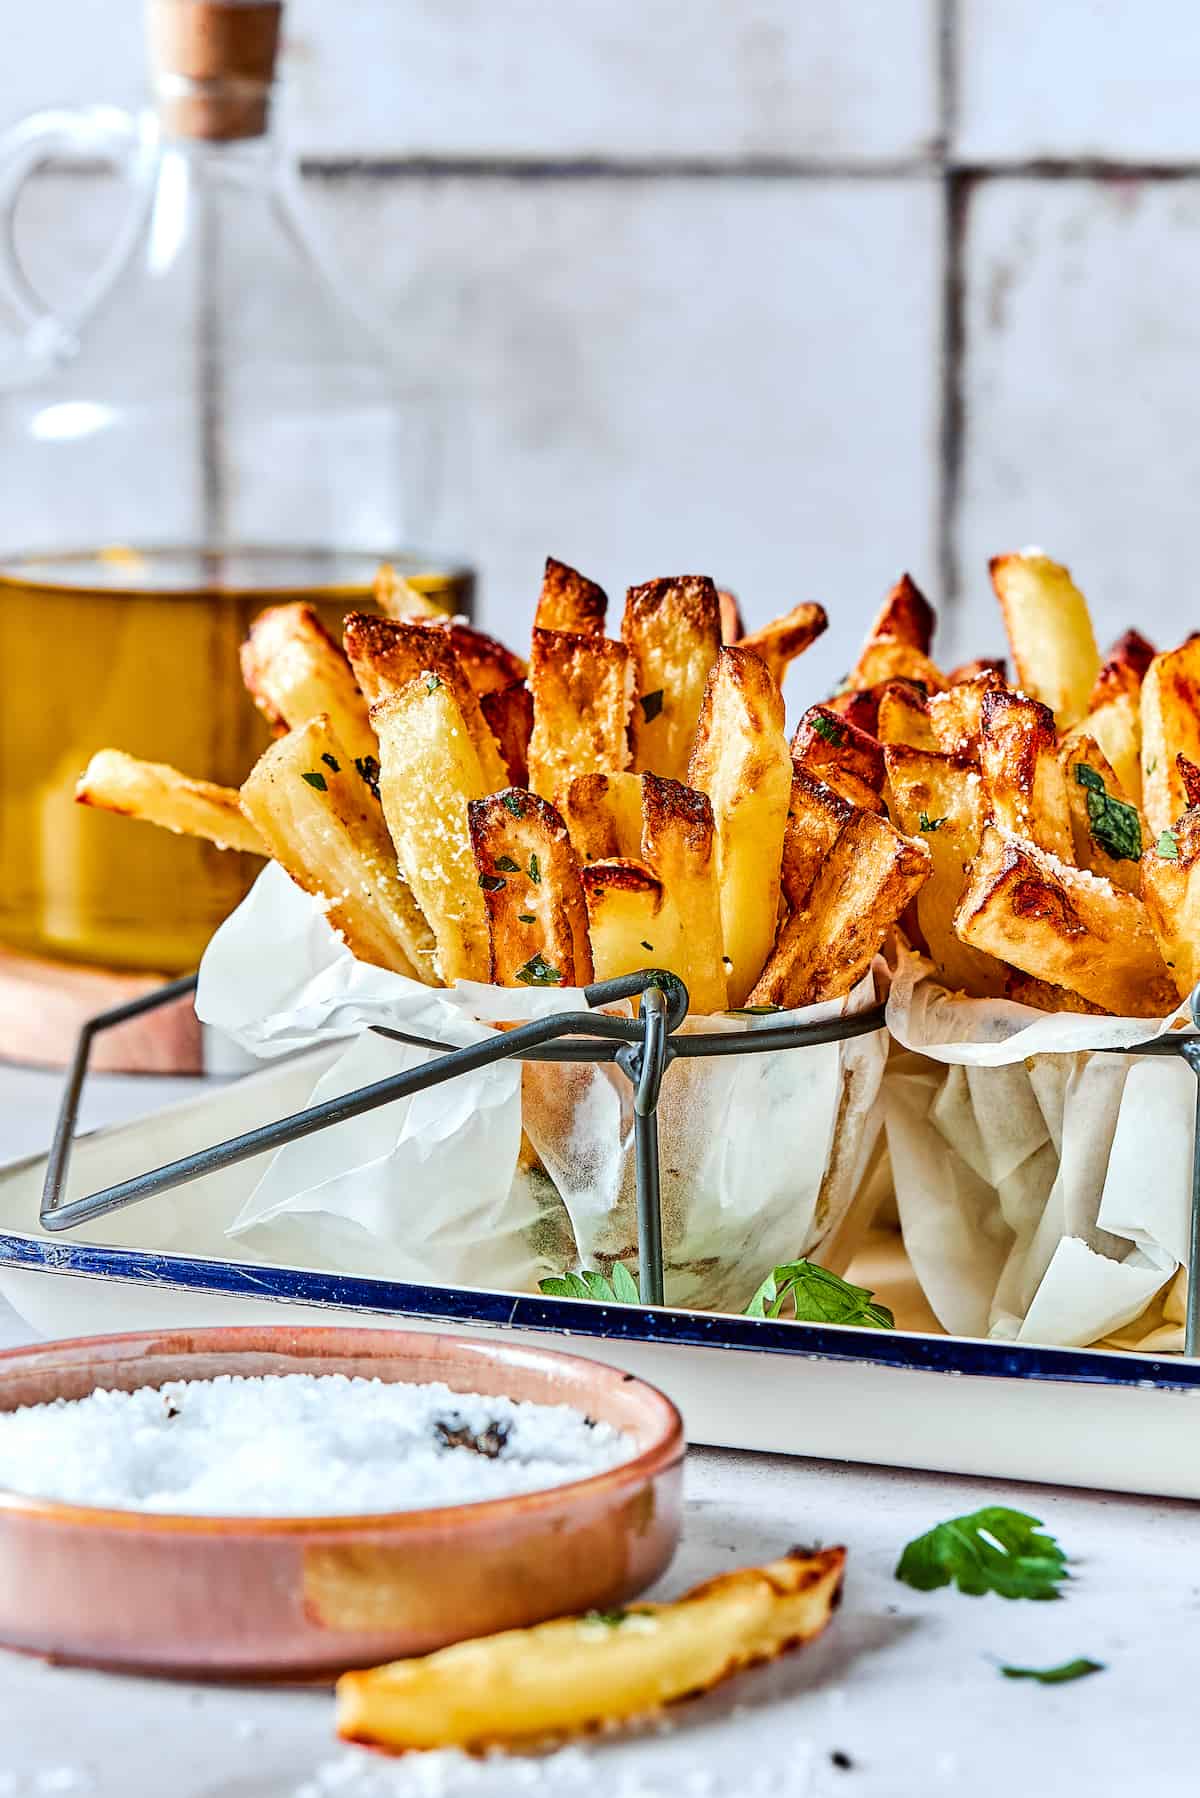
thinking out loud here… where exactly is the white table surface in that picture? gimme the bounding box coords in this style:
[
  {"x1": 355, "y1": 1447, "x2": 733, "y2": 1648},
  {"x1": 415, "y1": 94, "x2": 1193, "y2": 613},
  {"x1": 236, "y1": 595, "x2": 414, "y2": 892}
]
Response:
[{"x1": 0, "y1": 1064, "x2": 1197, "y2": 1797}]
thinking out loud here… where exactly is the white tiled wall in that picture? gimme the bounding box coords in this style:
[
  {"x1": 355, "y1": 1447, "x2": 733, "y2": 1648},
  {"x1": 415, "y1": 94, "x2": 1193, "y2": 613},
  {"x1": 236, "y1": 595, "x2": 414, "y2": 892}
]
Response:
[{"x1": 2, "y1": 0, "x2": 1200, "y2": 673}]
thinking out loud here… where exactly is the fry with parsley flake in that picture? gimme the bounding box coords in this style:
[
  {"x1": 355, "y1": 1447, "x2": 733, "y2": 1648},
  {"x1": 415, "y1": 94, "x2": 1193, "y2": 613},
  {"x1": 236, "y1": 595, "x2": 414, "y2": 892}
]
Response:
[
  {"x1": 639, "y1": 773, "x2": 726, "y2": 1012},
  {"x1": 240, "y1": 716, "x2": 434, "y2": 979},
  {"x1": 1140, "y1": 638, "x2": 1200, "y2": 836},
  {"x1": 344, "y1": 612, "x2": 509, "y2": 791},
  {"x1": 734, "y1": 600, "x2": 827, "y2": 689},
  {"x1": 336, "y1": 1547, "x2": 845, "y2": 1754},
  {"x1": 415, "y1": 618, "x2": 527, "y2": 696},
  {"x1": 534, "y1": 556, "x2": 608, "y2": 637},
  {"x1": 527, "y1": 627, "x2": 634, "y2": 804},
  {"x1": 990, "y1": 551, "x2": 1099, "y2": 728},
  {"x1": 76, "y1": 749, "x2": 266, "y2": 857},
  {"x1": 954, "y1": 825, "x2": 1175, "y2": 1017},
  {"x1": 791, "y1": 705, "x2": 885, "y2": 812},
  {"x1": 469, "y1": 789, "x2": 592, "y2": 987},
  {"x1": 371, "y1": 681, "x2": 493, "y2": 983},
  {"x1": 979, "y1": 688, "x2": 1074, "y2": 862},
  {"x1": 623, "y1": 575, "x2": 722, "y2": 781},
  {"x1": 581, "y1": 860, "x2": 676, "y2": 986},
  {"x1": 240, "y1": 603, "x2": 378, "y2": 769},
  {"x1": 563, "y1": 771, "x2": 644, "y2": 864},
  {"x1": 884, "y1": 744, "x2": 1007, "y2": 998},
  {"x1": 749, "y1": 809, "x2": 930, "y2": 1008},
  {"x1": 1060, "y1": 734, "x2": 1146, "y2": 895},
  {"x1": 1141, "y1": 807, "x2": 1200, "y2": 1002},
  {"x1": 688, "y1": 646, "x2": 791, "y2": 1005}
]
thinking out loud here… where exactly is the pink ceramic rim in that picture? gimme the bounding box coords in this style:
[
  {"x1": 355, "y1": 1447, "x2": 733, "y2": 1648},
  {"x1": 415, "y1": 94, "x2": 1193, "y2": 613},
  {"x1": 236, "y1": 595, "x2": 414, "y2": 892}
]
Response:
[{"x1": 0, "y1": 1325, "x2": 685, "y2": 1537}]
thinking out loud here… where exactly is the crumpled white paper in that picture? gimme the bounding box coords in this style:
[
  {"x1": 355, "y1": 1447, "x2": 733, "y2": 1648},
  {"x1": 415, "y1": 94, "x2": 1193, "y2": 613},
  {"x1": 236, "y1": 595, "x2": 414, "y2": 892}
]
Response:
[
  {"x1": 884, "y1": 942, "x2": 1195, "y2": 1349},
  {"x1": 196, "y1": 863, "x2": 888, "y2": 1309}
]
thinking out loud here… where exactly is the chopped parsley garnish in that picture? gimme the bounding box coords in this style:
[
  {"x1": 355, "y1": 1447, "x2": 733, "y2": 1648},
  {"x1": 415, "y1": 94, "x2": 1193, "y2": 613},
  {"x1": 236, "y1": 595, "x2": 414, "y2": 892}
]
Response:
[
  {"x1": 478, "y1": 874, "x2": 506, "y2": 892},
  {"x1": 581, "y1": 1606, "x2": 654, "y2": 1628},
  {"x1": 425, "y1": 674, "x2": 443, "y2": 693},
  {"x1": 1073, "y1": 763, "x2": 1142, "y2": 862},
  {"x1": 528, "y1": 852, "x2": 541, "y2": 884},
  {"x1": 1000, "y1": 1658, "x2": 1103, "y2": 1685},
  {"x1": 320, "y1": 752, "x2": 340, "y2": 773},
  {"x1": 641, "y1": 940, "x2": 654, "y2": 951},
  {"x1": 495, "y1": 855, "x2": 521, "y2": 873},
  {"x1": 639, "y1": 689, "x2": 665, "y2": 724},
  {"x1": 301, "y1": 770, "x2": 327, "y2": 791},
  {"x1": 918, "y1": 812, "x2": 947, "y2": 832},
  {"x1": 811, "y1": 713, "x2": 845, "y2": 746},
  {"x1": 744, "y1": 1259, "x2": 894, "y2": 1328},
  {"x1": 518, "y1": 912, "x2": 536, "y2": 924},
  {"x1": 1147, "y1": 757, "x2": 1158, "y2": 775},
  {"x1": 725, "y1": 1003, "x2": 783, "y2": 1017},
  {"x1": 501, "y1": 791, "x2": 525, "y2": 816},
  {"x1": 540, "y1": 1262, "x2": 641, "y2": 1305},
  {"x1": 515, "y1": 953, "x2": 563, "y2": 986},
  {"x1": 896, "y1": 1507, "x2": 1068, "y2": 1600},
  {"x1": 354, "y1": 753, "x2": 381, "y2": 799},
  {"x1": 1158, "y1": 828, "x2": 1180, "y2": 860}
]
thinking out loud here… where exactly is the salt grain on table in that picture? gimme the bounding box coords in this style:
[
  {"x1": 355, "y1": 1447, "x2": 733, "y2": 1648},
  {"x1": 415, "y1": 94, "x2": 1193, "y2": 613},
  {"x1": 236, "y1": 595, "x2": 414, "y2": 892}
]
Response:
[{"x1": 0, "y1": 1375, "x2": 631, "y2": 1515}]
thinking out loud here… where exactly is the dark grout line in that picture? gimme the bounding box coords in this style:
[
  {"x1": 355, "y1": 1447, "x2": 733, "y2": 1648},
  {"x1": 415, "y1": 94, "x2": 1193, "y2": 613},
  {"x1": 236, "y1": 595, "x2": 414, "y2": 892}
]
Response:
[
  {"x1": 938, "y1": 173, "x2": 971, "y2": 623},
  {"x1": 297, "y1": 153, "x2": 941, "y2": 182}
]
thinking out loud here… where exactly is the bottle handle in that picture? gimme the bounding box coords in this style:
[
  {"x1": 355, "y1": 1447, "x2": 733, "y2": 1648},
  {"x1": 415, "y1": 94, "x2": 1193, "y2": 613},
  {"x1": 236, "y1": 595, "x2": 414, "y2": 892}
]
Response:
[{"x1": 0, "y1": 106, "x2": 153, "y2": 370}]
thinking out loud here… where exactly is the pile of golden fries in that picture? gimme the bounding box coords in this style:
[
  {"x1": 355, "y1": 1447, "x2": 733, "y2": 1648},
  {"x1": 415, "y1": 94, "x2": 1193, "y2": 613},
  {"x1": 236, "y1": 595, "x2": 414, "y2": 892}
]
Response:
[{"x1": 77, "y1": 547, "x2": 1195, "y2": 1022}]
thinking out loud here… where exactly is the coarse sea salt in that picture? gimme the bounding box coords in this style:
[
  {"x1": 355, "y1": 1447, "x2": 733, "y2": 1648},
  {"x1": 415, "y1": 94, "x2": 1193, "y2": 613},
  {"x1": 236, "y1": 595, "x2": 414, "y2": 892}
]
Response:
[{"x1": 0, "y1": 1374, "x2": 632, "y2": 1517}]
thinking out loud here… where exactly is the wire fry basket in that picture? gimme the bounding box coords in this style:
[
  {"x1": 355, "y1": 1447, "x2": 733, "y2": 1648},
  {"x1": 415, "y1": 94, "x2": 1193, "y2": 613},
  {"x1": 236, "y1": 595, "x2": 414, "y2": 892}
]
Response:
[{"x1": 37, "y1": 968, "x2": 1200, "y2": 1350}]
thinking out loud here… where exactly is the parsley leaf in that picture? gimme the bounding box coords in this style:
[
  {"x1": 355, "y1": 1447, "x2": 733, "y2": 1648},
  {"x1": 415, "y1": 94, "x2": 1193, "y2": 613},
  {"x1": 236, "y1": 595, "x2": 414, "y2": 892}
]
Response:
[
  {"x1": 1158, "y1": 828, "x2": 1180, "y2": 860},
  {"x1": 725, "y1": 1003, "x2": 783, "y2": 1017},
  {"x1": 918, "y1": 812, "x2": 947, "y2": 833},
  {"x1": 744, "y1": 1259, "x2": 894, "y2": 1327},
  {"x1": 528, "y1": 852, "x2": 541, "y2": 884},
  {"x1": 1000, "y1": 1658, "x2": 1103, "y2": 1685},
  {"x1": 354, "y1": 754, "x2": 380, "y2": 799},
  {"x1": 1073, "y1": 763, "x2": 1142, "y2": 862},
  {"x1": 639, "y1": 689, "x2": 665, "y2": 724},
  {"x1": 515, "y1": 953, "x2": 563, "y2": 986},
  {"x1": 896, "y1": 1507, "x2": 1068, "y2": 1600},
  {"x1": 811, "y1": 713, "x2": 845, "y2": 746},
  {"x1": 501, "y1": 791, "x2": 524, "y2": 816},
  {"x1": 518, "y1": 912, "x2": 536, "y2": 924},
  {"x1": 539, "y1": 1261, "x2": 641, "y2": 1305},
  {"x1": 478, "y1": 873, "x2": 506, "y2": 892},
  {"x1": 641, "y1": 940, "x2": 654, "y2": 951},
  {"x1": 495, "y1": 855, "x2": 521, "y2": 873},
  {"x1": 425, "y1": 674, "x2": 442, "y2": 693},
  {"x1": 301, "y1": 770, "x2": 327, "y2": 792},
  {"x1": 320, "y1": 752, "x2": 340, "y2": 773}
]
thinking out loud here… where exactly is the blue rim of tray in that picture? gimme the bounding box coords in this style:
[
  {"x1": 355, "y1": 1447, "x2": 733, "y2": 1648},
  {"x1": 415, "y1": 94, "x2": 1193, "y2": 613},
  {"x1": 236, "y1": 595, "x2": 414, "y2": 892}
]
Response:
[{"x1": 0, "y1": 1226, "x2": 1195, "y2": 1393}]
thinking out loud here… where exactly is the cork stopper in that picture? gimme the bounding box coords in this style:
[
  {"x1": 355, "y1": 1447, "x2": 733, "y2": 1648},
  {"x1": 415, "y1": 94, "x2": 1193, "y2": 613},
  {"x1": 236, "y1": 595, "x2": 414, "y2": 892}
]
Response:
[{"x1": 147, "y1": 0, "x2": 282, "y2": 140}]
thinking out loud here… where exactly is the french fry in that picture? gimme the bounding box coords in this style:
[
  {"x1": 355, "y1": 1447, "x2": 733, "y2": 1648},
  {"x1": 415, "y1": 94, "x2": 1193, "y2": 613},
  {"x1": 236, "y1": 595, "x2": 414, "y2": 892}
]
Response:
[
  {"x1": 563, "y1": 771, "x2": 644, "y2": 863},
  {"x1": 1060, "y1": 734, "x2": 1146, "y2": 895},
  {"x1": 954, "y1": 825, "x2": 1175, "y2": 1017},
  {"x1": 581, "y1": 859, "x2": 676, "y2": 984},
  {"x1": 527, "y1": 628, "x2": 634, "y2": 803},
  {"x1": 371, "y1": 682, "x2": 493, "y2": 983},
  {"x1": 373, "y1": 562, "x2": 447, "y2": 619},
  {"x1": 1179, "y1": 754, "x2": 1200, "y2": 811},
  {"x1": 468, "y1": 790, "x2": 592, "y2": 987},
  {"x1": 240, "y1": 717, "x2": 434, "y2": 979},
  {"x1": 639, "y1": 773, "x2": 727, "y2": 1013},
  {"x1": 849, "y1": 638, "x2": 948, "y2": 694},
  {"x1": 1140, "y1": 638, "x2": 1200, "y2": 835},
  {"x1": 336, "y1": 1547, "x2": 846, "y2": 1754},
  {"x1": 990, "y1": 551, "x2": 1100, "y2": 727},
  {"x1": 76, "y1": 749, "x2": 265, "y2": 857},
  {"x1": 926, "y1": 668, "x2": 1006, "y2": 760},
  {"x1": 717, "y1": 588, "x2": 744, "y2": 644},
  {"x1": 420, "y1": 619, "x2": 527, "y2": 696},
  {"x1": 884, "y1": 744, "x2": 1007, "y2": 997},
  {"x1": 688, "y1": 646, "x2": 791, "y2": 1004},
  {"x1": 791, "y1": 705, "x2": 885, "y2": 813},
  {"x1": 749, "y1": 810, "x2": 930, "y2": 1008},
  {"x1": 875, "y1": 681, "x2": 935, "y2": 752},
  {"x1": 623, "y1": 575, "x2": 722, "y2": 781},
  {"x1": 734, "y1": 601, "x2": 828, "y2": 689},
  {"x1": 240, "y1": 604, "x2": 378, "y2": 768},
  {"x1": 864, "y1": 571, "x2": 936, "y2": 653},
  {"x1": 344, "y1": 612, "x2": 508, "y2": 791},
  {"x1": 778, "y1": 770, "x2": 856, "y2": 913},
  {"x1": 979, "y1": 688, "x2": 1074, "y2": 862},
  {"x1": 479, "y1": 682, "x2": 533, "y2": 787},
  {"x1": 1141, "y1": 807, "x2": 1200, "y2": 1001},
  {"x1": 1106, "y1": 628, "x2": 1157, "y2": 682},
  {"x1": 949, "y1": 655, "x2": 1007, "y2": 684},
  {"x1": 534, "y1": 556, "x2": 608, "y2": 638},
  {"x1": 1003, "y1": 971, "x2": 1111, "y2": 1016}
]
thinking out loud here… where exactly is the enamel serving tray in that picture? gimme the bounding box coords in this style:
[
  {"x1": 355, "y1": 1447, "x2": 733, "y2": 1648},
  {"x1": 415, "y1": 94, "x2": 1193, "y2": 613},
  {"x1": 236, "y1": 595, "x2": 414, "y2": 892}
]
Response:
[{"x1": 0, "y1": 1053, "x2": 1197, "y2": 1502}]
